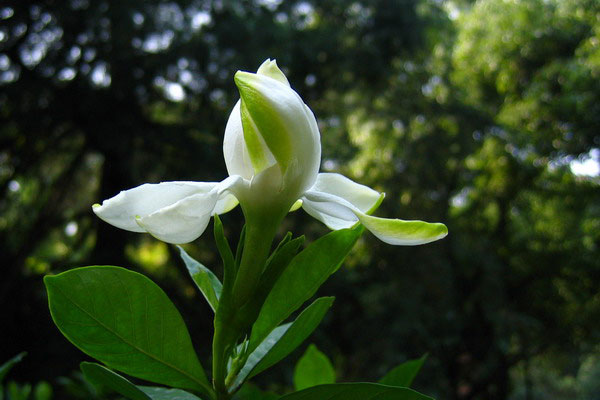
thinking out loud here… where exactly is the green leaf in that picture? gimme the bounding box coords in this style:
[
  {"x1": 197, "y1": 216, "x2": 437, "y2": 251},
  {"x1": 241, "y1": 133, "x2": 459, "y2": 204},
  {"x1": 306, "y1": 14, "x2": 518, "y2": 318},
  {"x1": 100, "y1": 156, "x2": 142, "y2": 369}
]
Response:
[
  {"x1": 293, "y1": 345, "x2": 335, "y2": 391},
  {"x1": 45, "y1": 266, "x2": 212, "y2": 397},
  {"x1": 32, "y1": 381, "x2": 52, "y2": 400},
  {"x1": 278, "y1": 383, "x2": 434, "y2": 400},
  {"x1": 249, "y1": 225, "x2": 362, "y2": 350},
  {"x1": 232, "y1": 297, "x2": 334, "y2": 390},
  {"x1": 248, "y1": 297, "x2": 333, "y2": 380},
  {"x1": 80, "y1": 362, "x2": 150, "y2": 400},
  {"x1": 178, "y1": 245, "x2": 222, "y2": 312},
  {"x1": 233, "y1": 383, "x2": 278, "y2": 400},
  {"x1": 0, "y1": 352, "x2": 26, "y2": 382},
  {"x1": 139, "y1": 386, "x2": 204, "y2": 400},
  {"x1": 379, "y1": 355, "x2": 427, "y2": 388},
  {"x1": 7, "y1": 382, "x2": 31, "y2": 400},
  {"x1": 213, "y1": 214, "x2": 236, "y2": 293}
]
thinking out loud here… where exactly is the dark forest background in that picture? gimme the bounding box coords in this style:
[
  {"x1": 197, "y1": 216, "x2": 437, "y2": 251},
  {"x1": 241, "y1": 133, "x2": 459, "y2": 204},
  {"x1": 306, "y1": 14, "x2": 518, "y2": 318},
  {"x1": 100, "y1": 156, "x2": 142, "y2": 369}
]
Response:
[{"x1": 1, "y1": 0, "x2": 599, "y2": 399}]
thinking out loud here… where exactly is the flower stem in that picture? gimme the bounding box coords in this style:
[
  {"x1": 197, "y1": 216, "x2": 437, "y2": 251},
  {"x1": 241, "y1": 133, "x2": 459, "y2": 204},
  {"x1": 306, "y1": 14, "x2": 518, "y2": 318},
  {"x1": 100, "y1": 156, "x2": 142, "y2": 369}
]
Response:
[
  {"x1": 231, "y1": 212, "x2": 281, "y2": 308},
  {"x1": 212, "y1": 208, "x2": 283, "y2": 397}
]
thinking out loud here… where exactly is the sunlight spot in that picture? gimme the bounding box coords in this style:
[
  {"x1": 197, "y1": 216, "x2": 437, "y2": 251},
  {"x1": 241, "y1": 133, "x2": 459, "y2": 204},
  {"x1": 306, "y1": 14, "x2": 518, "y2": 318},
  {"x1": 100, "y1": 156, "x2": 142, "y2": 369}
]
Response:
[
  {"x1": 8, "y1": 180, "x2": 20, "y2": 192},
  {"x1": 570, "y1": 149, "x2": 599, "y2": 177},
  {"x1": 65, "y1": 221, "x2": 78, "y2": 236},
  {"x1": 191, "y1": 11, "x2": 211, "y2": 30},
  {"x1": 165, "y1": 82, "x2": 185, "y2": 101},
  {"x1": 91, "y1": 62, "x2": 111, "y2": 87},
  {"x1": 58, "y1": 67, "x2": 76, "y2": 81}
]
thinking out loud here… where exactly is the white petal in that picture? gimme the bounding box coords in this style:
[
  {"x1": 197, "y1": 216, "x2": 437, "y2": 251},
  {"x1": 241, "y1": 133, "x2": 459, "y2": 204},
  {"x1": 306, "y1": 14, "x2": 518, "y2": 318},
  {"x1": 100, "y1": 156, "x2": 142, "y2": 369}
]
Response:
[
  {"x1": 137, "y1": 191, "x2": 219, "y2": 244},
  {"x1": 300, "y1": 173, "x2": 448, "y2": 245},
  {"x1": 214, "y1": 192, "x2": 238, "y2": 215},
  {"x1": 213, "y1": 175, "x2": 243, "y2": 214},
  {"x1": 301, "y1": 190, "x2": 360, "y2": 230},
  {"x1": 93, "y1": 181, "x2": 218, "y2": 232},
  {"x1": 309, "y1": 173, "x2": 383, "y2": 213},
  {"x1": 234, "y1": 71, "x2": 321, "y2": 197},
  {"x1": 223, "y1": 101, "x2": 255, "y2": 180},
  {"x1": 256, "y1": 59, "x2": 290, "y2": 86},
  {"x1": 355, "y1": 212, "x2": 448, "y2": 246},
  {"x1": 300, "y1": 173, "x2": 384, "y2": 230}
]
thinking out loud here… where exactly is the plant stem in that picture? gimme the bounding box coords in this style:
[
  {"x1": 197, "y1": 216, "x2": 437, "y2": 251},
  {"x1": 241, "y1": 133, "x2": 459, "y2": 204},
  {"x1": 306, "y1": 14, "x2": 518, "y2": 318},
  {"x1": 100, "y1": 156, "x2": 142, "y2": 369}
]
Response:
[
  {"x1": 231, "y1": 212, "x2": 280, "y2": 308},
  {"x1": 212, "y1": 203, "x2": 288, "y2": 397},
  {"x1": 212, "y1": 210, "x2": 281, "y2": 397}
]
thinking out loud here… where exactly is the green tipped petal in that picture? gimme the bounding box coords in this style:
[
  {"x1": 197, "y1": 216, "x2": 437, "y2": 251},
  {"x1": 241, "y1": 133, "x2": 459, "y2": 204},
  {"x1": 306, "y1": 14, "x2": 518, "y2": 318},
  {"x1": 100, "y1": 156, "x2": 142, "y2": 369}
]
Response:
[
  {"x1": 235, "y1": 71, "x2": 294, "y2": 173},
  {"x1": 240, "y1": 99, "x2": 276, "y2": 174},
  {"x1": 257, "y1": 59, "x2": 290, "y2": 86},
  {"x1": 233, "y1": 70, "x2": 321, "y2": 201},
  {"x1": 289, "y1": 199, "x2": 303, "y2": 212},
  {"x1": 355, "y1": 212, "x2": 448, "y2": 246}
]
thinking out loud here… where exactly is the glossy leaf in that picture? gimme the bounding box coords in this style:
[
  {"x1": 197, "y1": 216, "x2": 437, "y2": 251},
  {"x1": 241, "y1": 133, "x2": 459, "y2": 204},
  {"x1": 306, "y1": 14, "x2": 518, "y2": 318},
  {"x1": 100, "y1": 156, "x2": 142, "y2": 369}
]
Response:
[
  {"x1": 139, "y1": 386, "x2": 204, "y2": 400},
  {"x1": 249, "y1": 225, "x2": 362, "y2": 350},
  {"x1": 178, "y1": 246, "x2": 222, "y2": 312},
  {"x1": 278, "y1": 383, "x2": 434, "y2": 400},
  {"x1": 248, "y1": 297, "x2": 334, "y2": 379},
  {"x1": 231, "y1": 297, "x2": 334, "y2": 390},
  {"x1": 232, "y1": 383, "x2": 278, "y2": 400},
  {"x1": 0, "y1": 352, "x2": 26, "y2": 382},
  {"x1": 80, "y1": 362, "x2": 150, "y2": 400},
  {"x1": 213, "y1": 215, "x2": 236, "y2": 292},
  {"x1": 379, "y1": 355, "x2": 427, "y2": 388},
  {"x1": 293, "y1": 344, "x2": 335, "y2": 391},
  {"x1": 45, "y1": 266, "x2": 211, "y2": 396}
]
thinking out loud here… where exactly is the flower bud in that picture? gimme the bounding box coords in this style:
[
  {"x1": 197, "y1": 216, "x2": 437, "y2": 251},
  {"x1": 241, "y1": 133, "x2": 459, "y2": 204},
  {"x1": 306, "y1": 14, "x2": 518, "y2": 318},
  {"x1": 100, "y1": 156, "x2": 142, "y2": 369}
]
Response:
[{"x1": 223, "y1": 60, "x2": 321, "y2": 212}]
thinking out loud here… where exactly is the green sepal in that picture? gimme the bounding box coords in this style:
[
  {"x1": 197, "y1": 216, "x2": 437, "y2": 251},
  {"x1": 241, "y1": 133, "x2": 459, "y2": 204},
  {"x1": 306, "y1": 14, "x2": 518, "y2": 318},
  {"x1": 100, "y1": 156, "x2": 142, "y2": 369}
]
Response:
[
  {"x1": 213, "y1": 214, "x2": 236, "y2": 295},
  {"x1": 178, "y1": 246, "x2": 222, "y2": 313},
  {"x1": 235, "y1": 225, "x2": 247, "y2": 268}
]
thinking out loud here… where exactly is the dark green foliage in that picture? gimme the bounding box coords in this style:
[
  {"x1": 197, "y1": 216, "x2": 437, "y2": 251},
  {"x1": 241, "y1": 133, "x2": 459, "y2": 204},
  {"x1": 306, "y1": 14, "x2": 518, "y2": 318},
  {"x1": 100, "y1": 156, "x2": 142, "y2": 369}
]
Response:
[
  {"x1": 379, "y1": 355, "x2": 427, "y2": 388},
  {"x1": 279, "y1": 383, "x2": 434, "y2": 400},
  {"x1": 80, "y1": 363, "x2": 150, "y2": 400},
  {"x1": 0, "y1": 353, "x2": 27, "y2": 383},
  {"x1": 249, "y1": 225, "x2": 363, "y2": 352},
  {"x1": 293, "y1": 344, "x2": 336, "y2": 390},
  {"x1": 45, "y1": 267, "x2": 211, "y2": 395},
  {"x1": 178, "y1": 245, "x2": 222, "y2": 312}
]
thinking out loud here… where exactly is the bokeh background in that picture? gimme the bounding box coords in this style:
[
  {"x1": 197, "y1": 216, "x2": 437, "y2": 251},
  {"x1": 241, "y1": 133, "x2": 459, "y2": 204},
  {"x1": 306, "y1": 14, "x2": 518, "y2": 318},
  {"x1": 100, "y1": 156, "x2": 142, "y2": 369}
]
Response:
[{"x1": 1, "y1": 0, "x2": 599, "y2": 399}]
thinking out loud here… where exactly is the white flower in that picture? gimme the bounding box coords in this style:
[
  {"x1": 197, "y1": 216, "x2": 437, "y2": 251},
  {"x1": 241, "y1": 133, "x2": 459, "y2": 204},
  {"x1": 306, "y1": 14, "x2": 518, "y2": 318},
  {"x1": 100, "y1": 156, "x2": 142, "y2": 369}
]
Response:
[{"x1": 93, "y1": 59, "x2": 447, "y2": 245}]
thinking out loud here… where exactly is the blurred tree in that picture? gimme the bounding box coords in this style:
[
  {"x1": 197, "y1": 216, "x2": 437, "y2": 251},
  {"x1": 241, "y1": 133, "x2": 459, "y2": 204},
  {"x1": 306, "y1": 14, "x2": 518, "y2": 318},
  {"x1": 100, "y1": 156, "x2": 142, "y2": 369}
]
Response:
[
  {"x1": 0, "y1": 1, "x2": 598, "y2": 399},
  {"x1": 0, "y1": 0, "x2": 427, "y2": 392}
]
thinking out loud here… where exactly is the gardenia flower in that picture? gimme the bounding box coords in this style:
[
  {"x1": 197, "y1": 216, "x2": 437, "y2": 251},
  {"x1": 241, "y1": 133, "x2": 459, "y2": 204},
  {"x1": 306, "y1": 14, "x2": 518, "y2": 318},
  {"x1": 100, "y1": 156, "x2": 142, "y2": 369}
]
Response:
[{"x1": 93, "y1": 59, "x2": 447, "y2": 245}]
